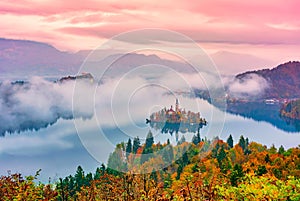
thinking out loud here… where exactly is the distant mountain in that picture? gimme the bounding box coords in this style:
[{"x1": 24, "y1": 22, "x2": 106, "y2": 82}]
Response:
[
  {"x1": 0, "y1": 38, "x2": 197, "y2": 79},
  {"x1": 194, "y1": 61, "x2": 300, "y2": 132},
  {"x1": 236, "y1": 61, "x2": 300, "y2": 99},
  {"x1": 211, "y1": 51, "x2": 274, "y2": 75},
  {"x1": 0, "y1": 38, "x2": 83, "y2": 77},
  {"x1": 225, "y1": 62, "x2": 300, "y2": 132}
]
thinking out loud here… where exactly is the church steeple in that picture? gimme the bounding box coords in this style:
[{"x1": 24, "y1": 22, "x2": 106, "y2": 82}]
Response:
[{"x1": 175, "y1": 98, "x2": 179, "y2": 112}]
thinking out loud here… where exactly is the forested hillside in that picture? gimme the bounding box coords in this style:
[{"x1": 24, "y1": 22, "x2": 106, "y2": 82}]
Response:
[
  {"x1": 236, "y1": 61, "x2": 300, "y2": 99},
  {"x1": 1, "y1": 132, "x2": 300, "y2": 200}
]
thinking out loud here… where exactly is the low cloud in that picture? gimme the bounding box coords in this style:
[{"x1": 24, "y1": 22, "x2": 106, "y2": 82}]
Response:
[
  {"x1": 225, "y1": 73, "x2": 269, "y2": 99},
  {"x1": 0, "y1": 69, "x2": 218, "y2": 136},
  {"x1": 0, "y1": 77, "x2": 94, "y2": 136},
  {"x1": 0, "y1": 70, "x2": 265, "y2": 136}
]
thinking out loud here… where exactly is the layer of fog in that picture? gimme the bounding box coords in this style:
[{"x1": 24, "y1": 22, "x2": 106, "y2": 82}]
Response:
[
  {"x1": 0, "y1": 77, "x2": 93, "y2": 136},
  {"x1": 0, "y1": 68, "x2": 269, "y2": 136},
  {"x1": 224, "y1": 73, "x2": 269, "y2": 99}
]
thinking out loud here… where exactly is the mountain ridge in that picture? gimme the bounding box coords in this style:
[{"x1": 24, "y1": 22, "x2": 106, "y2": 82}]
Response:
[
  {"x1": 0, "y1": 38, "x2": 83, "y2": 77},
  {"x1": 236, "y1": 61, "x2": 300, "y2": 100}
]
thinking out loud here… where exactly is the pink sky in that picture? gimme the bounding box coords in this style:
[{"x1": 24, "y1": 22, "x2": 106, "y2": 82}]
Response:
[{"x1": 1, "y1": 0, "x2": 300, "y2": 72}]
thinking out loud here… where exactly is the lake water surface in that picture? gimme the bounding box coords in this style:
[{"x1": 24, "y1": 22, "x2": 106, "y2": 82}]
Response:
[{"x1": 1, "y1": 98, "x2": 300, "y2": 183}]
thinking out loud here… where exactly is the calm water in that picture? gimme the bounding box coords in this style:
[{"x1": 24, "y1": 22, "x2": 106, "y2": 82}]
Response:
[{"x1": 0, "y1": 98, "x2": 300, "y2": 183}]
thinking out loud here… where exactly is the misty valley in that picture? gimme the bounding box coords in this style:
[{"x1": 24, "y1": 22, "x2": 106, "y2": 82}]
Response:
[
  {"x1": 1, "y1": 1, "x2": 300, "y2": 199},
  {"x1": 0, "y1": 51, "x2": 300, "y2": 200},
  {"x1": 0, "y1": 40, "x2": 300, "y2": 200},
  {"x1": 1, "y1": 62, "x2": 300, "y2": 184}
]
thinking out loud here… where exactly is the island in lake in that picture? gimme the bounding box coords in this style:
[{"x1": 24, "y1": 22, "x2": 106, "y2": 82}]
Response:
[{"x1": 147, "y1": 99, "x2": 207, "y2": 137}]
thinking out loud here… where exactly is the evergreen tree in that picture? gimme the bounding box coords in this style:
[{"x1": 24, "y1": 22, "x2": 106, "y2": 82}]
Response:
[
  {"x1": 176, "y1": 164, "x2": 183, "y2": 180},
  {"x1": 140, "y1": 132, "x2": 155, "y2": 164},
  {"x1": 145, "y1": 131, "x2": 154, "y2": 149},
  {"x1": 192, "y1": 132, "x2": 201, "y2": 145},
  {"x1": 212, "y1": 143, "x2": 220, "y2": 158},
  {"x1": 133, "y1": 136, "x2": 141, "y2": 154},
  {"x1": 264, "y1": 154, "x2": 271, "y2": 163},
  {"x1": 278, "y1": 145, "x2": 285, "y2": 155},
  {"x1": 68, "y1": 175, "x2": 76, "y2": 198},
  {"x1": 125, "y1": 138, "x2": 132, "y2": 156},
  {"x1": 273, "y1": 168, "x2": 282, "y2": 179},
  {"x1": 150, "y1": 169, "x2": 158, "y2": 184},
  {"x1": 245, "y1": 137, "x2": 249, "y2": 148},
  {"x1": 230, "y1": 164, "x2": 244, "y2": 187},
  {"x1": 255, "y1": 165, "x2": 267, "y2": 176},
  {"x1": 217, "y1": 146, "x2": 226, "y2": 165},
  {"x1": 182, "y1": 152, "x2": 189, "y2": 166},
  {"x1": 94, "y1": 167, "x2": 103, "y2": 180},
  {"x1": 85, "y1": 173, "x2": 93, "y2": 186},
  {"x1": 269, "y1": 144, "x2": 277, "y2": 154},
  {"x1": 238, "y1": 135, "x2": 246, "y2": 151},
  {"x1": 227, "y1": 134, "x2": 234, "y2": 148},
  {"x1": 75, "y1": 166, "x2": 85, "y2": 192}
]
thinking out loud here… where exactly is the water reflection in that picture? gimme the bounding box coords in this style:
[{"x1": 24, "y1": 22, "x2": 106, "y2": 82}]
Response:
[
  {"x1": 226, "y1": 102, "x2": 300, "y2": 133},
  {"x1": 281, "y1": 116, "x2": 300, "y2": 131},
  {"x1": 147, "y1": 121, "x2": 207, "y2": 141}
]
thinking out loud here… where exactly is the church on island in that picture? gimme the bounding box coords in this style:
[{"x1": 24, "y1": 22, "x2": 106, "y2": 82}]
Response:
[{"x1": 149, "y1": 99, "x2": 207, "y2": 125}]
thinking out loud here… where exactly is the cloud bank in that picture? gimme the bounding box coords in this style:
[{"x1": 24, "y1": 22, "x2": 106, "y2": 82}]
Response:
[
  {"x1": 0, "y1": 69, "x2": 269, "y2": 136},
  {"x1": 0, "y1": 77, "x2": 94, "y2": 136},
  {"x1": 225, "y1": 73, "x2": 269, "y2": 99}
]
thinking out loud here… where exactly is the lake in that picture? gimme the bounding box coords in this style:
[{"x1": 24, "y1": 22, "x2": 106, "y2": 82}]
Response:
[{"x1": 1, "y1": 97, "x2": 300, "y2": 183}]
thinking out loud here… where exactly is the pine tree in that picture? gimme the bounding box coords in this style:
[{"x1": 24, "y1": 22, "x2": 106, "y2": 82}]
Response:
[
  {"x1": 75, "y1": 166, "x2": 85, "y2": 192},
  {"x1": 145, "y1": 131, "x2": 154, "y2": 149},
  {"x1": 133, "y1": 137, "x2": 141, "y2": 154},
  {"x1": 217, "y1": 146, "x2": 226, "y2": 164},
  {"x1": 255, "y1": 165, "x2": 267, "y2": 176},
  {"x1": 238, "y1": 135, "x2": 246, "y2": 151},
  {"x1": 125, "y1": 138, "x2": 132, "y2": 156},
  {"x1": 192, "y1": 132, "x2": 201, "y2": 145},
  {"x1": 94, "y1": 167, "x2": 101, "y2": 180},
  {"x1": 182, "y1": 152, "x2": 189, "y2": 166},
  {"x1": 176, "y1": 164, "x2": 183, "y2": 180},
  {"x1": 150, "y1": 169, "x2": 158, "y2": 184},
  {"x1": 140, "y1": 132, "x2": 155, "y2": 164},
  {"x1": 230, "y1": 164, "x2": 244, "y2": 187},
  {"x1": 227, "y1": 134, "x2": 234, "y2": 148},
  {"x1": 85, "y1": 173, "x2": 93, "y2": 186},
  {"x1": 264, "y1": 154, "x2": 271, "y2": 163},
  {"x1": 278, "y1": 145, "x2": 285, "y2": 155},
  {"x1": 245, "y1": 137, "x2": 249, "y2": 148}
]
